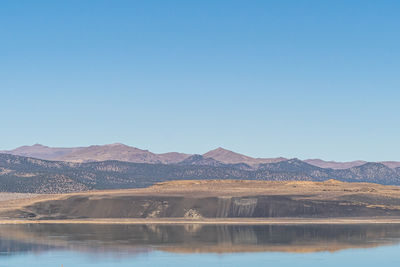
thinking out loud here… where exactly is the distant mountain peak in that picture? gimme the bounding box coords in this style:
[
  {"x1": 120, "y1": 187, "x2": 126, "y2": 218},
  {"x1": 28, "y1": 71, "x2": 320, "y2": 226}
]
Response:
[
  {"x1": 206, "y1": 147, "x2": 234, "y2": 154},
  {"x1": 215, "y1": 147, "x2": 230, "y2": 151},
  {"x1": 204, "y1": 147, "x2": 249, "y2": 157},
  {"x1": 106, "y1": 143, "x2": 129, "y2": 147},
  {"x1": 203, "y1": 148, "x2": 286, "y2": 166},
  {"x1": 177, "y1": 154, "x2": 224, "y2": 166},
  {"x1": 2, "y1": 144, "x2": 399, "y2": 170},
  {"x1": 1, "y1": 144, "x2": 82, "y2": 161},
  {"x1": 304, "y1": 159, "x2": 368, "y2": 170},
  {"x1": 287, "y1": 158, "x2": 303, "y2": 164},
  {"x1": 32, "y1": 143, "x2": 47, "y2": 147}
]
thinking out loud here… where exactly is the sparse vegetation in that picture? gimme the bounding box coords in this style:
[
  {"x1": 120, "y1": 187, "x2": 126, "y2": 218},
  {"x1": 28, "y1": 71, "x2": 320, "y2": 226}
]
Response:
[{"x1": 1, "y1": 154, "x2": 400, "y2": 194}]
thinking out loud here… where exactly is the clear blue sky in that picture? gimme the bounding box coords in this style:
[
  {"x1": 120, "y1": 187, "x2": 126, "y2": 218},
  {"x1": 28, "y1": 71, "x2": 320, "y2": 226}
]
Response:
[{"x1": 1, "y1": 0, "x2": 399, "y2": 161}]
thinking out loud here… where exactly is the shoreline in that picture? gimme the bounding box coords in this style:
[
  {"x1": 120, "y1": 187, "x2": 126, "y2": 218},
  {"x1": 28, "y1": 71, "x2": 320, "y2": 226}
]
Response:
[{"x1": 2, "y1": 217, "x2": 400, "y2": 225}]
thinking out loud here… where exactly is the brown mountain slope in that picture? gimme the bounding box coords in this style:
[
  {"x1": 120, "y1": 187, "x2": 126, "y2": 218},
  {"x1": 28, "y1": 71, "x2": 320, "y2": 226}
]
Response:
[
  {"x1": 0, "y1": 144, "x2": 83, "y2": 161},
  {"x1": 1, "y1": 143, "x2": 191, "y2": 164},
  {"x1": 2, "y1": 144, "x2": 399, "y2": 169},
  {"x1": 55, "y1": 143, "x2": 190, "y2": 163},
  {"x1": 304, "y1": 159, "x2": 400, "y2": 170},
  {"x1": 304, "y1": 159, "x2": 367, "y2": 169},
  {"x1": 203, "y1": 147, "x2": 286, "y2": 166},
  {"x1": 380, "y1": 161, "x2": 400, "y2": 169}
]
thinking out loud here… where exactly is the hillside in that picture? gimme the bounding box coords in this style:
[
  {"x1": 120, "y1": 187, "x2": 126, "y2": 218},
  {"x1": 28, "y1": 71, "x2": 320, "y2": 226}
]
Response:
[
  {"x1": 2, "y1": 144, "x2": 400, "y2": 169},
  {"x1": 1, "y1": 153, "x2": 400, "y2": 193},
  {"x1": 3, "y1": 180, "x2": 400, "y2": 220},
  {"x1": 1, "y1": 143, "x2": 191, "y2": 164},
  {"x1": 203, "y1": 147, "x2": 286, "y2": 166},
  {"x1": 0, "y1": 144, "x2": 83, "y2": 161}
]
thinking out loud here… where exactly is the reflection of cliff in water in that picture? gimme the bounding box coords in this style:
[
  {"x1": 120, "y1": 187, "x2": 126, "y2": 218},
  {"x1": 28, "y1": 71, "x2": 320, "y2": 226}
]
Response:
[
  {"x1": 0, "y1": 238, "x2": 60, "y2": 256},
  {"x1": 1, "y1": 224, "x2": 400, "y2": 255}
]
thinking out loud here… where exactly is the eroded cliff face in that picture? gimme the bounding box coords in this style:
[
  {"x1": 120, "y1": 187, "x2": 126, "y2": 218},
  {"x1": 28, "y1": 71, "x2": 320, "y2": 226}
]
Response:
[{"x1": 10, "y1": 194, "x2": 400, "y2": 220}]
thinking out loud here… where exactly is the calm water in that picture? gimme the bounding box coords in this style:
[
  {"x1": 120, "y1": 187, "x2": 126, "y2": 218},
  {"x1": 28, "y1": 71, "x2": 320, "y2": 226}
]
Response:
[{"x1": 1, "y1": 224, "x2": 400, "y2": 266}]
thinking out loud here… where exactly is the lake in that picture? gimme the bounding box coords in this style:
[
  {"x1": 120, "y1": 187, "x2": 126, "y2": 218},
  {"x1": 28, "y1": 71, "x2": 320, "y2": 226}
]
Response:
[{"x1": 1, "y1": 223, "x2": 400, "y2": 266}]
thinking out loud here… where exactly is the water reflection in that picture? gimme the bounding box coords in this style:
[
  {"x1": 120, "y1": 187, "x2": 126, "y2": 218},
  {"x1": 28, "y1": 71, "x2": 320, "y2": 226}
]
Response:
[{"x1": 1, "y1": 224, "x2": 400, "y2": 255}]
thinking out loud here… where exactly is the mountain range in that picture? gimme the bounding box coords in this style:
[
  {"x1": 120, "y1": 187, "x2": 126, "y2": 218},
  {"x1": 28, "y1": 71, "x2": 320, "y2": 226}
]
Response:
[
  {"x1": 2, "y1": 143, "x2": 400, "y2": 169},
  {"x1": 1, "y1": 144, "x2": 400, "y2": 193}
]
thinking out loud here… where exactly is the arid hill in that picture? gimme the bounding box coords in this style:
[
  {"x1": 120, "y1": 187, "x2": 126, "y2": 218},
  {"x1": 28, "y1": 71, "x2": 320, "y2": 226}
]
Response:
[
  {"x1": 1, "y1": 143, "x2": 191, "y2": 164},
  {"x1": 203, "y1": 147, "x2": 286, "y2": 166},
  {"x1": 2, "y1": 180, "x2": 400, "y2": 220},
  {"x1": 1, "y1": 153, "x2": 400, "y2": 194},
  {"x1": 303, "y1": 159, "x2": 367, "y2": 169},
  {"x1": 0, "y1": 144, "x2": 83, "y2": 161}
]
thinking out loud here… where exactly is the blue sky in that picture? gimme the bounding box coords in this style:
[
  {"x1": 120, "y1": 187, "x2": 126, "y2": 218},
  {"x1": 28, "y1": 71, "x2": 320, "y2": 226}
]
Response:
[{"x1": 1, "y1": 0, "x2": 399, "y2": 161}]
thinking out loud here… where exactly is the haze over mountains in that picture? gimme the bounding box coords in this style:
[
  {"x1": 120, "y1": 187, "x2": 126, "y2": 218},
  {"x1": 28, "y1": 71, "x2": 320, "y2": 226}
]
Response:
[{"x1": 1, "y1": 143, "x2": 400, "y2": 169}]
